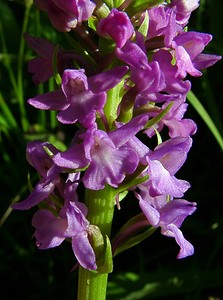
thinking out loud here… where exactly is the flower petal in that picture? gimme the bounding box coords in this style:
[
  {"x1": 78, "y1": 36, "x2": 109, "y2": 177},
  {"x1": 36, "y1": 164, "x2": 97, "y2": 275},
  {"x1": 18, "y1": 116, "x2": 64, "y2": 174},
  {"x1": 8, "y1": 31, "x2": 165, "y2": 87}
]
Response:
[
  {"x1": 147, "y1": 158, "x2": 190, "y2": 197},
  {"x1": 159, "y1": 199, "x2": 197, "y2": 228},
  {"x1": 32, "y1": 209, "x2": 67, "y2": 249},
  {"x1": 88, "y1": 66, "x2": 129, "y2": 93},
  {"x1": 28, "y1": 90, "x2": 68, "y2": 110},
  {"x1": 12, "y1": 179, "x2": 55, "y2": 210},
  {"x1": 162, "y1": 223, "x2": 194, "y2": 258},
  {"x1": 72, "y1": 231, "x2": 97, "y2": 270},
  {"x1": 137, "y1": 193, "x2": 160, "y2": 227}
]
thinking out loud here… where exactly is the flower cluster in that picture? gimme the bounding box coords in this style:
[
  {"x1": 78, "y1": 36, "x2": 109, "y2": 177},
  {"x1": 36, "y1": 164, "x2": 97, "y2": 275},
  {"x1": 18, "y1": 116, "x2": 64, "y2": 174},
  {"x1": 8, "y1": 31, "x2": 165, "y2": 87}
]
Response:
[{"x1": 14, "y1": 0, "x2": 221, "y2": 271}]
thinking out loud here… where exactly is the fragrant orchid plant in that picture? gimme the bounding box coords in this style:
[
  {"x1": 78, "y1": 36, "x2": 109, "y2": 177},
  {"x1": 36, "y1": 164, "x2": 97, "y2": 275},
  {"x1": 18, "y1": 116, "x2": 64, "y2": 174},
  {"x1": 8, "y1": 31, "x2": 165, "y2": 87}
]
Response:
[{"x1": 13, "y1": 0, "x2": 221, "y2": 299}]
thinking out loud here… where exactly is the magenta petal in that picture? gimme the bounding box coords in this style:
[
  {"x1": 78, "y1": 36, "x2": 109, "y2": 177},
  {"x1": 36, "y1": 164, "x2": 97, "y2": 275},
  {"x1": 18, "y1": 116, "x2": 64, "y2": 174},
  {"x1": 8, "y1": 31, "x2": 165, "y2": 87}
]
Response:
[
  {"x1": 72, "y1": 231, "x2": 97, "y2": 270},
  {"x1": 148, "y1": 158, "x2": 190, "y2": 197},
  {"x1": 24, "y1": 33, "x2": 55, "y2": 58},
  {"x1": 12, "y1": 179, "x2": 55, "y2": 210},
  {"x1": 88, "y1": 66, "x2": 129, "y2": 93},
  {"x1": 174, "y1": 31, "x2": 212, "y2": 59},
  {"x1": 193, "y1": 53, "x2": 222, "y2": 70},
  {"x1": 64, "y1": 201, "x2": 89, "y2": 236},
  {"x1": 152, "y1": 50, "x2": 191, "y2": 95},
  {"x1": 83, "y1": 146, "x2": 138, "y2": 190},
  {"x1": 164, "y1": 119, "x2": 197, "y2": 138},
  {"x1": 62, "y1": 69, "x2": 88, "y2": 97},
  {"x1": 162, "y1": 223, "x2": 194, "y2": 259},
  {"x1": 28, "y1": 90, "x2": 68, "y2": 110},
  {"x1": 137, "y1": 194, "x2": 160, "y2": 227},
  {"x1": 26, "y1": 141, "x2": 60, "y2": 177},
  {"x1": 57, "y1": 105, "x2": 78, "y2": 124},
  {"x1": 57, "y1": 91, "x2": 106, "y2": 126},
  {"x1": 28, "y1": 58, "x2": 53, "y2": 85},
  {"x1": 77, "y1": 0, "x2": 96, "y2": 22},
  {"x1": 97, "y1": 8, "x2": 134, "y2": 48},
  {"x1": 53, "y1": 143, "x2": 89, "y2": 170},
  {"x1": 116, "y1": 42, "x2": 148, "y2": 68},
  {"x1": 150, "y1": 137, "x2": 192, "y2": 175},
  {"x1": 35, "y1": 0, "x2": 95, "y2": 32},
  {"x1": 159, "y1": 199, "x2": 197, "y2": 228},
  {"x1": 175, "y1": 46, "x2": 202, "y2": 77},
  {"x1": 109, "y1": 114, "x2": 148, "y2": 147},
  {"x1": 170, "y1": 0, "x2": 199, "y2": 25},
  {"x1": 131, "y1": 61, "x2": 165, "y2": 93},
  {"x1": 83, "y1": 129, "x2": 139, "y2": 190},
  {"x1": 32, "y1": 209, "x2": 67, "y2": 249}
]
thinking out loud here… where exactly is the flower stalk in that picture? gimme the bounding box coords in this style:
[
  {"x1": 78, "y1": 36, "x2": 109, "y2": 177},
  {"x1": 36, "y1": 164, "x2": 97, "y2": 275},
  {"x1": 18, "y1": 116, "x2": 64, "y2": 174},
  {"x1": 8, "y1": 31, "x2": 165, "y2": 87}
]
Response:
[
  {"x1": 78, "y1": 186, "x2": 115, "y2": 300},
  {"x1": 77, "y1": 268, "x2": 108, "y2": 300}
]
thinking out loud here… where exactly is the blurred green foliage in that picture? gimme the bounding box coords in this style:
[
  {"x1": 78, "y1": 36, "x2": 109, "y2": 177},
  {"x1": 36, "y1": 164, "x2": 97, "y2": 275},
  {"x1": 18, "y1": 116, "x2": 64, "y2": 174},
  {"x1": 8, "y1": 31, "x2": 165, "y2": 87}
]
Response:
[{"x1": 0, "y1": 0, "x2": 223, "y2": 299}]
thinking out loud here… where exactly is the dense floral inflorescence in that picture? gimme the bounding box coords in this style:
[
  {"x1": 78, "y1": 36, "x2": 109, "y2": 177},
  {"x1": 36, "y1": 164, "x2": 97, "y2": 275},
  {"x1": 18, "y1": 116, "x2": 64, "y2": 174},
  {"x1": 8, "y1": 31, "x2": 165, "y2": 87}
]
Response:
[{"x1": 14, "y1": 0, "x2": 221, "y2": 271}]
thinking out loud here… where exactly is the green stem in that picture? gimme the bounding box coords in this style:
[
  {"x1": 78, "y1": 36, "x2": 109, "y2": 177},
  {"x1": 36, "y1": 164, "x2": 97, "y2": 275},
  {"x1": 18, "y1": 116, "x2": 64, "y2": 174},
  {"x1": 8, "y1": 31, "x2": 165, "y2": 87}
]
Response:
[
  {"x1": 49, "y1": 78, "x2": 57, "y2": 129},
  {"x1": 77, "y1": 269, "x2": 108, "y2": 300},
  {"x1": 77, "y1": 186, "x2": 116, "y2": 300}
]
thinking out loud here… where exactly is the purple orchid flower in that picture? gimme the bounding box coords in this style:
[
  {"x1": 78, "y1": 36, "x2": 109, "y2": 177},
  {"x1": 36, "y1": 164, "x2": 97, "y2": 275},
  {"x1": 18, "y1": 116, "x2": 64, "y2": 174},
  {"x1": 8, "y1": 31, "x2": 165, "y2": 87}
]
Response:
[
  {"x1": 28, "y1": 66, "x2": 129, "y2": 128},
  {"x1": 145, "y1": 97, "x2": 197, "y2": 138},
  {"x1": 116, "y1": 40, "x2": 148, "y2": 69},
  {"x1": 97, "y1": 8, "x2": 134, "y2": 48},
  {"x1": 12, "y1": 140, "x2": 83, "y2": 211},
  {"x1": 53, "y1": 115, "x2": 148, "y2": 190},
  {"x1": 172, "y1": 31, "x2": 222, "y2": 78},
  {"x1": 132, "y1": 61, "x2": 167, "y2": 105},
  {"x1": 116, "y1": 40, "x2": 189, "y2": 107},
  {"x1": 116, "y1": 41, "x2": 173, "y2": 106},
  {"x1": 137, "y1": 192, "x2": 197, "y2": 258},
  {"x1": 139, "y1": 137, "x2": 192, "y2": 198},
  {"x1": 146, "y1": 5, "x2": 180, "y2": 49},
  {"x1": 24, "y1": 33, "x2": 89, "y2": 85},
  {"x1": 53, "y1": 141, "x2": 90, "y2": 171},
  {"x1": 24, "y1": 33, "x2": 57, "y2": 85},
  {"x1": 161, "y1": 100, "x2": 197, "y2": 138},
  {"x1": 152, "y1": 49, "x2": 191, "y2": 97},
  {"x1": 32, "y1": 179, "x2": 96, "y2": 270},
  {"x1": 12, "y1": 141, "x2": 62, "y2": 210},
  {"x1": 34, "y1": 0, "x2": 96, "y2": 32},
  {"x1": 82, "y1": 128, "x2": 139, "y2": 190},
  {"x1": 170, "y1": 0, "x2": 200, "y2": 26}
]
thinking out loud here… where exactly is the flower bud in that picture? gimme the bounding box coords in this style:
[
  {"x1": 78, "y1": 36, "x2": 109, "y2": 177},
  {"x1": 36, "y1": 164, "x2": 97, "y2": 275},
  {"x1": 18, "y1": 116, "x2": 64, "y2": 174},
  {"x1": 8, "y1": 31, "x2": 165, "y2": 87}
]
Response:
[
  {"x1": 97, "y1": 8, "x2": 134, "y2": 48},
  {"x1": 34, "y1": 0, "x2": 96, "y2": 31}
]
